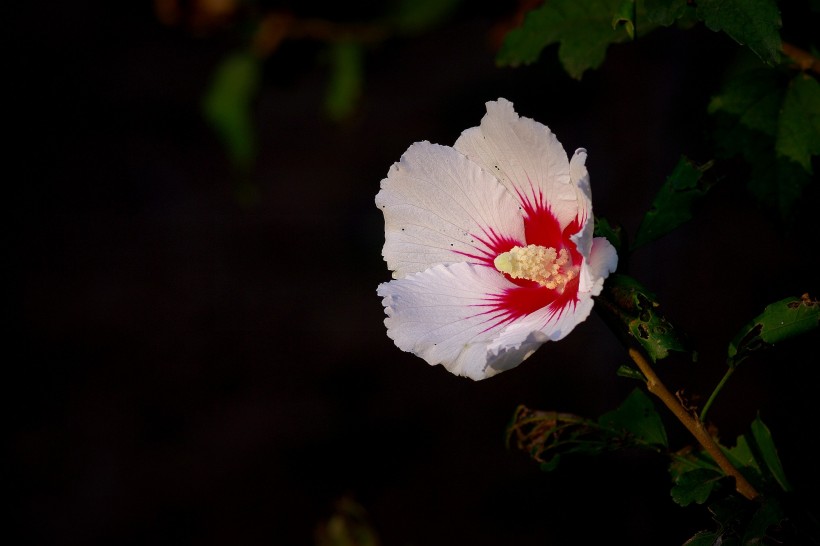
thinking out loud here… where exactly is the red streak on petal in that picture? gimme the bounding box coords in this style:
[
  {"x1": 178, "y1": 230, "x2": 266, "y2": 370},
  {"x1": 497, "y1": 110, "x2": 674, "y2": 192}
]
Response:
[
  {"x1": 521, "y1": 193, "x2": 563, "y2": 249},
  {"x1": 471, "y1": 276, "x2": 581, "y2": 334},
  {"x1": 454, "y1": 226, "x2": 523, "y2": 267}
]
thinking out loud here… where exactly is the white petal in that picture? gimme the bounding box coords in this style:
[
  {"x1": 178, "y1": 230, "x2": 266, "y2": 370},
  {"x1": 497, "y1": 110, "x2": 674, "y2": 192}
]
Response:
[
  {"x1": 488, "y1": 295, "x2": 596, "y2": 359},
  {"x1": 583, "y1": 236, "x2": 618, "y2": 294},
  {"x1": 454, "y1": 98, "x2": 580, "y2": 229},
  {"x1": 376, "y1": 141, "x2": 525, "y2": 279},
  {"x1": 377, "y1": 262, "x2": 544, "y2": 380}
]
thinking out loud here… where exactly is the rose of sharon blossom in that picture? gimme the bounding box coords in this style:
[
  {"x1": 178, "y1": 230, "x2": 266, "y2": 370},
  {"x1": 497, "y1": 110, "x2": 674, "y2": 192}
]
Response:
[{"x1": 376, "y1": 99, "x2": 618, "y2": 380}]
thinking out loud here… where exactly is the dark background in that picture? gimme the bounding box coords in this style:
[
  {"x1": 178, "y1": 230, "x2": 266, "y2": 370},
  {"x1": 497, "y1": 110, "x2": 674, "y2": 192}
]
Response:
[{"x1": 13, "y1": 2, "x2": 819, "y2": 545}]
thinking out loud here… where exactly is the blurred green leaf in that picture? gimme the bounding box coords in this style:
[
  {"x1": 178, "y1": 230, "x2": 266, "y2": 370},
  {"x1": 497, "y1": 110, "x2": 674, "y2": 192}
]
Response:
[
  {"x1": 748, "y1": 151, "x2": 812, "y2": 219},
  {"x1": 711, "y1": 66, "x2": 817, "y2": 219},
  {"x1": 202, "y1": 52, "x2": 261, "y2": 170},
  {"x1": 315, "y1": 497, "x2": 380, "y2": 546},
  {"x1": 632, "y1": 156, "x2": 714, "y2": 250},
  {"x1": 776, "y1": 74, "x2": 820, "y2": 173},
  {"x1": 708, "y1": 65, "x2": 784, "y2": 136},
  {"x1": 713, "y1": 115, "x2": 810, "y2": 218},
  {"x1": 497, "y1": 0, "x2": 635, "y2": 79},
  {"x1": 683, "y1": 531, "x2": 721, "y2": 546},
  {"x1": 696, "y1": 0, "x2": 782, "y2": 65},
  {"x1": 597, "y1": 274, "x2": 688, "y2": 362},
  {"x1": 389, "y1": 0, "x2": 461, "y2": 33},
  {"x1": 325, "y1": 42, "x2": 364, "y2": 122},
  {"x1": 598, "y1": 388, "x2": 668, "y2": 448},
  {"x1": 728, "y1": 294, "x2": 820, "y2": 367},
  {"x1": 743, "y1": 496, "x2": 785, "y2": 544},
  {"x1": 644, "y1": 0, "x2": 688, "y2": 26},
  {"x1": 671, "y1": 468, "x2": 725, "y2": 506}
]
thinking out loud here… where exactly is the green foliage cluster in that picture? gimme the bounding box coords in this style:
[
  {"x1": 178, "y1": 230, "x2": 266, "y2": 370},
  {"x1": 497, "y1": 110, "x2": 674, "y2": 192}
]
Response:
[
  {"x1": 508, "y1": 390, "x2": 807, "y2": 542},
  {"x1": 711, "y1": 67, "x2": 819, "y2": 217},
  {"x1": 499, "y1": 0, "x2": 819, "y2": 220},
  {"x1": 498, "y1": 0, "x2": 783, "y2": 76}
]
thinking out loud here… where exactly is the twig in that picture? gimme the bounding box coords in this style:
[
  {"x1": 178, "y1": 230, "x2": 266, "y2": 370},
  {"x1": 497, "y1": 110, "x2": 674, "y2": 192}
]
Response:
[
  {"x1": 782, "y1": 42, "x2": 820, "y2": 75},
  {"x1": 628, "y1": 348, "x2": 759, "y2": 500}
]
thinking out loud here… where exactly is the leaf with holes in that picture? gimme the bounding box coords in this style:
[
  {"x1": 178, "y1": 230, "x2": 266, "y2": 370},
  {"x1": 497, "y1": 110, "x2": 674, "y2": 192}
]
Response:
[
  {"x1": 728, "y1": 294, "x2": 819, "y2": 367},
  {"x1": 596, "y1": 274, "x2": 688, "y2": 362}
]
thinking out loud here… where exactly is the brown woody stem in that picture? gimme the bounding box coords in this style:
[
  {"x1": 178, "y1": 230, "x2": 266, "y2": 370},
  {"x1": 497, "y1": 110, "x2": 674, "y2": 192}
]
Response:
[
  {"x1": 782, "y1": 42, "x2": 820, "y2": 75},
  {"x1": 628, "y1": 348, "x2": 759, "y2": 501}
]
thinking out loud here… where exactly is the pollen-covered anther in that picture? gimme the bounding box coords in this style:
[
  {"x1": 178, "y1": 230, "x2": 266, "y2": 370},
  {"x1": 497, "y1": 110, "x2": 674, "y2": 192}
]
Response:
[{"x1": 494, "y1": 244, "x2": 578, "y2": 291}]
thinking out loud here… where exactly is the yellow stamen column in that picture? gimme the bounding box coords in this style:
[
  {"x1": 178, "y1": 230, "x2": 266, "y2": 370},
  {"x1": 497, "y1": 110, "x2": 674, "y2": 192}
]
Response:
[{"x1": 494, "y1": 244, "x2": 577, "y2": 291}]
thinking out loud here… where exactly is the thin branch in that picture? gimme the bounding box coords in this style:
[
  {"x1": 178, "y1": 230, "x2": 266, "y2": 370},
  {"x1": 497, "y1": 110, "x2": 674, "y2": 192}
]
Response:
[
  {"x1": 782, "y1": 42, "x2": 820, "y2": 75},
  {"x1": 699, "y1": 367, "x2": 734, "y2": 423},
  {"x1": 628, "y1": 348, "x2": 759, "y2": 501}
]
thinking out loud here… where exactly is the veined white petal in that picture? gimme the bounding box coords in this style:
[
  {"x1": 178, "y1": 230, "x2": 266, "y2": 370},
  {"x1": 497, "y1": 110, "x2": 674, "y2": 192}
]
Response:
[
  {"x1": 377, "y1": 262, "x2": 545, "y2": 380},
  {"x1": 488, "y1": 293, "x2": 596, "y2": 359},
  {"x1": 376, "y1": 141, "x2": 525, "y2": 279},
  {"x1": 454, "y1": 99, "x2": 579, "y2": 230},
  {"x1": 582, "y1": 236, "x2": 618, "y2": 294}
]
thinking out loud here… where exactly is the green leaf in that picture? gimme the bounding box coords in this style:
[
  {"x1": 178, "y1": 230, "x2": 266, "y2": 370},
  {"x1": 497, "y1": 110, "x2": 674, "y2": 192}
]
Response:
[
  {"x1": 497, "y1": 0, "x2": 634, "y2": 79},
  {"x1": 748, "y1": 153, "x2": 812, "y2": 220},
  {"x1": 593, "y1": 216, "x2": 623, "y2": 256},
  {"x1": 598, "y1": 388, "x2": 668, "y2": 448},
  {"x1": 743, "y1": 496, "x2": 785, "y2": 544},
  {"x1": 724, "y1": 434, "x2": 761, "y2": 475},
  {"x1": 644, "y1": 0, "x2": 688, "y2": 26},
  {"x1": 615, "y1": 364, "x2": 645, "y2": 381},
  {"x1": 695, "y1": 0, "x2": 782, "y2": 65},
  {"x1": 596, "y1": 274, "x2": 688, "y2": 362},
  {"x1": 632, "y1": 156, "x2": 714, "y2": 249},
  {"x1": 670, "y1": 449, "x2": 721, "y2": 481},
  {"x1": 776, "y1": 74, "x2": 820, "y2": 173},
  {"x1": 202, "y1": 52, "x2": 261, "y2": 170},
  {"x1": 728, "y1": 294, "x2": 820, "y2": 367},
  {"x1": 708, "y1": 65, "x2": 785, "y2": 136},
  {"x1": 671, "y1": 468, "x2": 725, "y2": 506},
  {"x1": 612, "y1": 0, "x2": 636, "y2": 40},
  {"x1": 710, "y1": 66, "x2": 817, "y2": 219},
  {"x1": 683, "y1": 531, "x2": 721, "y2": 546},
  {"x1": 749, "y1": 417, "x2": 792, "y2": 492},
  {"x1": 324, "y1": 43, "x2": 364, "y2": 122}
]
